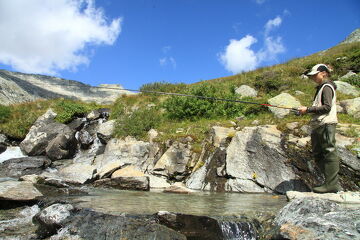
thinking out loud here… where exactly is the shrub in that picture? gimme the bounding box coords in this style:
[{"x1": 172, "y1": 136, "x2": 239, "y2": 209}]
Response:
[
  {"x1": 163, "y1": 84, "x2": 254, "y2": 120},
  {"x1": 54, "y1": 99, "x2": 92, "y2": 123},
  {"x1": 140, "y1": 81, "x2": 187, "y2": 94},
  {"x1": 114, "y1": 106, "x2": 163, "y2": 138},
  {"x1": 254, "y1": 71, "x2": 283, "y2": 93},
  {"x1": 0, "y1": 105, "x2": 11, "y2": 123}
]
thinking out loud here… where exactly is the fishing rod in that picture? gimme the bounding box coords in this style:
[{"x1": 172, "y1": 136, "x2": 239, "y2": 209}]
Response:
[{"x1": 20, "y1": 82, "x2": 300, "y2": 112}]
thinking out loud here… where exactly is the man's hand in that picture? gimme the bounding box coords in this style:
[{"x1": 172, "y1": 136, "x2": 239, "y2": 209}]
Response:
[{"x1": 298, "y1": 106, "x2": 308, "y2": 115}]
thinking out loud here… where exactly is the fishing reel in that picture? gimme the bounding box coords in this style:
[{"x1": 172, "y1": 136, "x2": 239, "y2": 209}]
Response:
[{"x1": 290, "y1": 108, "x2": 301, "y2": 116}]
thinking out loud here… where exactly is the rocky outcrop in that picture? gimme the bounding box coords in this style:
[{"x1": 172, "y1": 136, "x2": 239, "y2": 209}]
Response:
[
  {"x1": 334, "y1": 81, "x2": 360, "y2": 97},
  {"x1": 0, "y1": 156, "x2": 51, "y2": 178},
  {"x1": 268, "y1": 93, "x2": 301, "y2": 118},
  {"x1": 235, "y1": 85, "x2": 258, "y2": 98},
  {"x1": 45, "y1": 127, "x2": 77, "y2": 160},
  {"x1": 340, "y1": 97, "x2": 360, "y2": 118},
  {"x1": 274, "y1": 198, "x2": 360, "y2": 240},
  {"x1": 0, "y1": 69, "x2": 135, "y2": 105},
  {"x1": 341, "y1": 28, "x2": 360, "y2": 44}
]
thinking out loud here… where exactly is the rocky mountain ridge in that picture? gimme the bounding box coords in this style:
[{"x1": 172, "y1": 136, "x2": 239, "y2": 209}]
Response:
[{"x1": 0, "y1": 69, "x2": 134, "y2": 105}]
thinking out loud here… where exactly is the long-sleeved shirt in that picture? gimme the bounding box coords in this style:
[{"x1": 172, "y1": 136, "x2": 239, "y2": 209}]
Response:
[{"x1": 306, "y1": 81, "x2": 336, "y2": 114}]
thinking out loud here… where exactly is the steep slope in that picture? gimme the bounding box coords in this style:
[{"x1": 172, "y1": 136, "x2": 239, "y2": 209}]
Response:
[{"x1": 0, "y1": 70, "x2": 134, "y2": 105}]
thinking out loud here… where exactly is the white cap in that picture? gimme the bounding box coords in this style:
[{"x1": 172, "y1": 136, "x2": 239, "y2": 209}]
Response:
[{"x1": 306, "y1": 64, "x2": 331, "y2": 76}]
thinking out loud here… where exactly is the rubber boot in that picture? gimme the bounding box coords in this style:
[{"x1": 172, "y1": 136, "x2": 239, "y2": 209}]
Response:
[{"x1": 313, "y1": 159, "x2": 340, "y2": 193}]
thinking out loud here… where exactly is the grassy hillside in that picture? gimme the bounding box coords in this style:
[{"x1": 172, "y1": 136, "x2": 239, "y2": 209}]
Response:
[{"x1": 0, "y1": 42, "x2": 359, "y2": 145}]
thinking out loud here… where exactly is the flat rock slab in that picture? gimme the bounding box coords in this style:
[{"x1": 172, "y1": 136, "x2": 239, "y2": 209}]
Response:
[
  {"x1": 0, "y1": 180, "x2": 43, "y2": 201},
  {"x1": 286, "y1": 191, "x2": 360, "y2": 204},
  {"x1": 93, "y1": 176, "x2": 150, "y2": 191}
]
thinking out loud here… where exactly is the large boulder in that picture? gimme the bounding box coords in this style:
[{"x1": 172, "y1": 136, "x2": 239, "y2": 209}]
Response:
[
  {"x1": 235, "y1": 85, "x2": 258, "y2": 98},
  {"x1": 268, "y1": 93, "x2": 301, "y2": 118},
  {"x1": 19, "y1": 109, "x2": 70, "y2": 156},
  {"x1": 96, "y1": 119, "x2": 115, "y2": 144},
  {"x1": 45, "y1": 127, "x2": 77, "y2": 160},
  {"x1": 33, "y1": 203, "x2": 74, "y2": 238},
  {"x1": 96, "y1": 137, "x2": 157, "y2": 179},
  {"x1": 153, "y1": 141, "x2": 192, "y2": 179},
  {"x1": 211, "y1": 126, "x2": 236, "y2": 148},
  {"x1": 58, "y1": 163, "x2": 97, "y2": 184},
  {"x1": 340, "y1": 97, "x2": 360, "y2": 118},
  {"x1": 225, "y1": 125, "x2": 308, "y2": 193},
  {"x1": 334, "y1": 80, "x2": 360, "y2": 97},
  {"x1": 0, "y1": 156, "x2": 51, "y2": 178},
  {"x1": 274, "y1": 198, "x2": 360, "y2": 240},
  {"x1": 0, "y1": 180, "x2": 43, "y2": 201}
]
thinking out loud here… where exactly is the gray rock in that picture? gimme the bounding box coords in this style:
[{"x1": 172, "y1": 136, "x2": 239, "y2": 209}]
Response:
[
  {"x1": 153, "y1": 141, "x2": 192, "y2": 178},
  {"x1": 20, "y1": 109, "x2": 70, "y2": 156},
  {"x1": 211, "y1": 126, "x2": 236, "y2": 148},
  {"x1": 286, "y1": 191, "x2": 360, "y2": 204},
  {"x1": 97, "y1": 138, "x2": 156, "y2": 177},
  {"x1": 77, "y1": 129, "x2": 94, "y2": 149},
  {"x1": 58, "y1": 163, "x2": 96, "y2": 184},
  {"x1": 341, "y1": 28, "x2": 360, "y2": 44},
  {"x1": 46, "y1": 127, "x2": 77, "y2": 160},
  {"x1": 226, "y1": 125, "x2": 308, "y2": 193},
  {"x1": 67, "y1": 118, "x2": 85, "y2": 131},
  {"x1": 268, "y1": 93, "x2": 302, "y2": 118},
  {"x1": 340, "y1": 71, "x2": 357, "y2": 79},
  {"x1": 340, "y1": 97, "x2": 360, "y2": 118},
  {"x1": 0, "y1": 134, "x2": 7, "y2": 154},
  {"x1": 93, "y1": 176, "x2": 150, "y2": 191},
  {"x1": 96, "y1": 120, "x2": 115, "y2": 144},
  {"x1": 0, "y1": 180, "x2": 43, "y2": 201},
  {"x1": 0, "y1": 156, "x2": 51, "y2": 178},
  {"x1": 334, "y1": 81, "x2": 360, "y2": 97},
  {"x1": 0, "y1": 143, "x2": 6, "y2": 154},
  {"x1": 274, "y1": 198, "x2": 360, "y2": 240},
  {"x1": 148, "y1": 129, "x2": 159, "y2": 143},
  {"x1": 235, "y1": 85, "x2": 258, "y2": 98}
]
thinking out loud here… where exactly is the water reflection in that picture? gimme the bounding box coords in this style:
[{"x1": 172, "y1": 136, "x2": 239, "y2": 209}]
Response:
[{"x1": 69, "y1": 188, "x2": 287, "y2": 216}]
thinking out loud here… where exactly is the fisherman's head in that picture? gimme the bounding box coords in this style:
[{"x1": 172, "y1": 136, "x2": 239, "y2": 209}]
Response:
[{"x1": 306, "y1": 64, "x2": 331, "y2": 85}]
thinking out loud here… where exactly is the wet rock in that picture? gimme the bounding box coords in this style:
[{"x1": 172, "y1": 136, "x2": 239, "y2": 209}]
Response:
[
  {"x1": 274, "y1": 198, "x2": 360, "y2": 240},
  {"x1": 163, "y1": 184, "x2": 195, "y2": 194},
  {"x1": 19, "y1": 109, "x2": 69, "y2": 156},
  {"x1": 0, "y1": 156, "x2": 51, "y2": 178},
  {"x1": 334, "y1": 81, "x2": 360, "y2": 97},
  {"x1": 0, "y1": 135, "x2": 6, "y2": 154},
  {"x1": 147, "y1": 174, "x2": 171, "y2": 188},
  {"x1": 286, "y1": 191, "x2": 360, "y2": 204},
  {"x1": 34, "y1": 203, "x2": 74, "y2": 238},
  {"x1": 46, "y1": 127, "x2": 77, "y2": 160},
  {"x1": 235, "y1": 85, "x2": 258, "y2": 98},
  {"x1": 226, "y1": 125, "x2": 309, "y2": 193},
  {"x1": 340, "y1": 97, "x2": 360, "y2": 118},
  {"x1": 156, "y1": 211, "x2": 259, "y2": 240},
  {"x1": 77, "y1": 129, "x2": 94, "y2": 149},
  {"x1": 211, "y1": 126, "x2": 236, "y2": 147},
  {"x1": 153, "y1": 141, "x2": 192, "y2": 178},
  {"x1": 0, "y1": 205, "x2": 40, "y2": 240},
  {"x1": 19, "y1": 174, "x2": 45, "y2": 184},
  {"x1": 93, "y1": 176, "x2": 150, "y2": 191},
  {"x1": 96, "y1": 119, "x2": 115, "y2": 144},
  {"x1": 0, "y1": 180, "x2": 43, "y2": 202},
  {"x1": 268, "y1": 93, "x2": 301, "y2": 118},
  {"x1": 50, "y1": 208, "x2": 186, "y2": 240},
  {"x1": 58, "y1": 163, "x2": 96, "y2": 184}
]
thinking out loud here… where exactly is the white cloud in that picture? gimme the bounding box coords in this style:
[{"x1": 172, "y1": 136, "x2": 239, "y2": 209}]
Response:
[
  {"x1": 264, "y1": 16, "x2": 282, "y2": 35},
  {"x1": 159, "y1": 57, "x2": 177, "y2": 69},
  {"x1": 219, "y1": 16, "x2": 285, "y2": 74},
  {"x1": 0, "y1": 0, "x2": 121, "y2": 75},
  {"x1": 219, "y1": 35, "x2": 258, "y2": 74}
]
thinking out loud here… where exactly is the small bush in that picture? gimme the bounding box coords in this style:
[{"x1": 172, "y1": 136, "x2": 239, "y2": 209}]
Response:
[
  {"x1": 0, "y1": 105, "x2": 11, "y2": 123},
  {"x1": 254, "y1": 71, "x2": 283, "y2": 93}
]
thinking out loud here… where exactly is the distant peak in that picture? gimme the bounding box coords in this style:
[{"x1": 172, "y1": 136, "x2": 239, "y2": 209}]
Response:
[{"x1": 341, "y1": 28, "x2": 360, "y2": 44}]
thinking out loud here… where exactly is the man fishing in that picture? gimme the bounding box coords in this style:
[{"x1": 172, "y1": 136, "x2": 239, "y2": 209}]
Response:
[{"x1": 297, "y1": 64, "x2": 341, "y2": 193}]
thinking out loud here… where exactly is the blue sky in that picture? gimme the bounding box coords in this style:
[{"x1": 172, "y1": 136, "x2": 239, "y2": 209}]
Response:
[{"x1": 0, "y1": 0, "x2": 359, "y2": 89}]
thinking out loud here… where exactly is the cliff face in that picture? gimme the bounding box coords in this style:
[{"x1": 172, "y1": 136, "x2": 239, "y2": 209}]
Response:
[{"x1": 0, "y1": 70, "x2": 134, "y2": 105}]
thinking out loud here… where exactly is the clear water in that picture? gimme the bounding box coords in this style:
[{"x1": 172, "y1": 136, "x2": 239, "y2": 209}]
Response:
[{"x1": 68, "y1": 188, "x2": 287, "y2": 216}]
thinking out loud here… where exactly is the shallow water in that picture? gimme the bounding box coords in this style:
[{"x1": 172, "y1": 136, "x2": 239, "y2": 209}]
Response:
[{"x1": 68, "y1": 188, "x2": 288, "y2": 216}]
